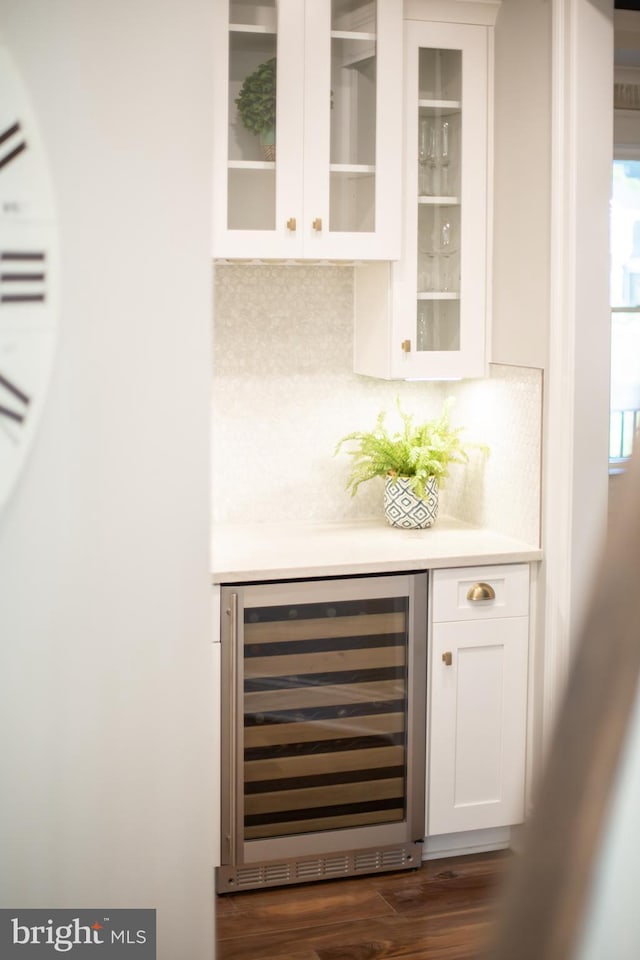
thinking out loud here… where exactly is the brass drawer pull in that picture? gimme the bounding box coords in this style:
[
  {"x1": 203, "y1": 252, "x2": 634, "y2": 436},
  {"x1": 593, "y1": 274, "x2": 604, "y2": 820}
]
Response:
[
  {"x1": 312, "y1": 217, "x2": 323, "y2": 231},
  {"x1": 442, "y1": 651, "x2": 453, "y2": 666},
  {"x1": 401, "y1": 339, "x2": 411, "y2": 353},
  {"x1": 467, "y1": 582, "x2": 496, "y2": 602},
  {"x1": 286, "y1": 217, "x2": 297, "y2": 231}
]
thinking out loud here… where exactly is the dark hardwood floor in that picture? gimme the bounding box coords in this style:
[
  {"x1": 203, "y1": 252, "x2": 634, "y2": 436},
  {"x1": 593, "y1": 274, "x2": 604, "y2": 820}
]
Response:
[{"x1": 216, "y1": 849, "x2": 513, "y2": 960}]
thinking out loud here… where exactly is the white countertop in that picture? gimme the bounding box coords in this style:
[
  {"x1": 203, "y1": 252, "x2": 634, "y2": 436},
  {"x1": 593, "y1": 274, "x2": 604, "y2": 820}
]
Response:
[{"x1": 211, "y1": 518, "x2": 542, "y2": 583}]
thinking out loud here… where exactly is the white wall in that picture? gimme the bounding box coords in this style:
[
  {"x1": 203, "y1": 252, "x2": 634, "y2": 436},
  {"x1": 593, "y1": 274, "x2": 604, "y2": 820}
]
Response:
[
  {"x1": 539, "y1": 0, "x2": 612, "y2": 715},
  {"x1": 0, "y1": 3, "x2": 215, "y2": 958},
  {"x1": 565, "y1": 0, "x2": 612, "y2": 628},
  {"x1": 492, "y1": 0, "x2": 551, "y2": 371},
  {"x1": 491, "y1": 0, "x2": 613, "y2": 777}
]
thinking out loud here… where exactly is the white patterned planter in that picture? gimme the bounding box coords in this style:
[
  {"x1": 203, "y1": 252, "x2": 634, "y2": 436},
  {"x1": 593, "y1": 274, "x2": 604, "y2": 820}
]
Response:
[{"x1": 384, "y1": 475, "x2": 439, "y2": 529}]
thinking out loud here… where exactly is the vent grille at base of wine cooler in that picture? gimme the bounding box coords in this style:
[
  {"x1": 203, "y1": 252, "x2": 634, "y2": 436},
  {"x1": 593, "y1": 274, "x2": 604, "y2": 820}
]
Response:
[{"x1": 216, "y1": 841, "x2": 422, "y2": 893}]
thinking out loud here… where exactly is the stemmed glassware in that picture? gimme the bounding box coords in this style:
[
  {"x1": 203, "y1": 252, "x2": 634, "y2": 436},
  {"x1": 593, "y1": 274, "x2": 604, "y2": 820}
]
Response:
[
  {"x1": 418, "y1": 216, "x2": 458, "y2": 294},
  {"x1": 438, "y1": 120, "x2": 450, "y2": 196},
  {"x1": 415, "y1": 47, "x2": 463, "y2": 356},
  {"x1": 418, "y1": 116, "x2": 453, "y2": 197},
  {"x1": 418, "y1": 117, "x2": 437, "y2": 196},
  {"x1": 418, "y1": 211, "x2": 437, "y2": 291},
  {"x1": 438, "y1": 219, "x2": 455, "y2": 291}
]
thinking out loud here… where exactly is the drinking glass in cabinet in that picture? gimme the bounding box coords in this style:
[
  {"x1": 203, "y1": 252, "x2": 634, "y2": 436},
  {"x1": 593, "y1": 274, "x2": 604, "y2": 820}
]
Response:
[
  {"x1": 418, "y1": 252, "x2": 437, "y2": 293},
  {"x1": 416, "y1": 302, "x2": 431, "y2": 351},
  {"x1": 418, "y1": 212, "x2": 439, "y2": 292},
  {"x1": 418, "y1": 116, "x2": 454, "y2": 197},
  {"x1": 418, "y1": 207, "x2": 460, "y2": 294},
  {"x1": 418, "y1": 117, "x2": 437, "y2": 196},
  {"x1": 438, "y1": 219, "x2": 456, "y2": 292},
  {"x1": 418, "y1": 47, "x2": 461, "y2": 200},
  {"x1": 416, "y1": 301, "x2": 460, "y2": 353},
  {"x1": 438, "y1": 119, "x2": 450, "y2": 196}
]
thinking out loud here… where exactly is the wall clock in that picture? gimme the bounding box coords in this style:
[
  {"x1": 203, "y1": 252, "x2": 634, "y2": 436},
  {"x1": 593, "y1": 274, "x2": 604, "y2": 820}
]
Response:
[{"x1": 0, "y1": 43, "x2": 58, "y2": 515}]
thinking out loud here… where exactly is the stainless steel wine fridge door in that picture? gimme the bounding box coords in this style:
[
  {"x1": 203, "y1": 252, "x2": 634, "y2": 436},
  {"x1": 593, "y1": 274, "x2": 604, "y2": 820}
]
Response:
[{"x1": 217, "y1": 573, "x2": 427, "y2": 892}]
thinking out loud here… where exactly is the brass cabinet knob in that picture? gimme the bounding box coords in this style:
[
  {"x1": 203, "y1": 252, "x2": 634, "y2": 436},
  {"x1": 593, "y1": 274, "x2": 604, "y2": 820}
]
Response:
[
  {"x1": 312, "y1": 217, "x2": 323, "y2": 231},
  {"x1": 401, "y1": 339, "x2": 411, "y2": 353},
  {"x1": 286, "y1": 217, "x2": 297, "y2": 231},
  {"x1": 442, "y1": 651, "x2": 453, "y2": 666},
  {"x1": 466, "y1": 582, "x2": 496, "y2": 602}
]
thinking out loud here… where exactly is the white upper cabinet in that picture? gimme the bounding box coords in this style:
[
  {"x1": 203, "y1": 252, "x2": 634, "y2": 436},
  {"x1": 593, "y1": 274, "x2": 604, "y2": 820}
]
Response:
[
  {"x1": 354, "y1": 8, "x2": 498, "y2": 380},
  {"x1": 213, "y1": 0, "x2": 403, "y2": 260}
]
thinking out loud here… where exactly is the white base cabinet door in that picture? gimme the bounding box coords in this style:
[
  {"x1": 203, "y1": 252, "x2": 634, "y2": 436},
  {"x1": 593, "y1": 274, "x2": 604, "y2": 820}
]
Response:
[{"x1": 428, "y1": 565, "x2": 529, "y2": 836}]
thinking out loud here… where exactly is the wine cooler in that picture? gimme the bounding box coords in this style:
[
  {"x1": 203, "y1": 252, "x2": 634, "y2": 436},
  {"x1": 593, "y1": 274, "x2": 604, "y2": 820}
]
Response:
[{"x1": 217, "y1": 573, "x2": 427, "y2": 893}]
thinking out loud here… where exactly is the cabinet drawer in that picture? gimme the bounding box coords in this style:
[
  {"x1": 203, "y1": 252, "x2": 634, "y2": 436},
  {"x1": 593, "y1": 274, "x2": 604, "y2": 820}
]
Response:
[{"x1": 431, "y1": 564, "x2": 529, "y2": 622}]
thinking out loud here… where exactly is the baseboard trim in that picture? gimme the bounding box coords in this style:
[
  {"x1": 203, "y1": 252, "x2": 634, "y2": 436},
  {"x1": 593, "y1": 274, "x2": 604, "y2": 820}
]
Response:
[{"x1": 422, "y1": 826, "x2": 512, "y2": 860}]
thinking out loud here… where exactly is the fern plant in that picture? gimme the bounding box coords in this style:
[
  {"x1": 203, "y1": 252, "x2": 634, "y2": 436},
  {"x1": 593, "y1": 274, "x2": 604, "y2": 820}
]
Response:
[{"x1": 335, "y1": 399, "x2": 477, "y2": 500}]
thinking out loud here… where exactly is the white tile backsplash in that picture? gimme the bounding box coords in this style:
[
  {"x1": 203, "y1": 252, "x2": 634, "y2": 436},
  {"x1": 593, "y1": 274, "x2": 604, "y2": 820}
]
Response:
[
  {"x1": 439, "y1": 365, "x2": 542, "y2": 543},
  {"x1": 213, "y1": 263, "x2": 542, "y2": 543}
]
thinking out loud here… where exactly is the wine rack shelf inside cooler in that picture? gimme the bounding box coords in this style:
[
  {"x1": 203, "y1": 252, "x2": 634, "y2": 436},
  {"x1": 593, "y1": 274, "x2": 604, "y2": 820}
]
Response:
[{"x1": 242, "y1": 595, "x2": 410, "y2": 840}]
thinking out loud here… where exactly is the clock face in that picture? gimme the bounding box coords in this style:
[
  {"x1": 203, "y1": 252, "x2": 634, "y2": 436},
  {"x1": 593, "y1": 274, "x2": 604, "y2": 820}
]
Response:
[{"x1": 0, "y1": 45, "x2": 58, "y2": 514}]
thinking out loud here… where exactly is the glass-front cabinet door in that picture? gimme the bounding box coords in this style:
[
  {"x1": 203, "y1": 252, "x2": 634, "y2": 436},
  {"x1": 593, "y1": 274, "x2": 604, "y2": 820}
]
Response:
[
  {"x1": 401, "y1": 20, "x2": 488, "y2": 379},
  {"x1": 213, "y1": 0, "x2": 402, "y2": 260},
  {"x1": 353, "y1": 16, "x2": 493, "y2": 380}
]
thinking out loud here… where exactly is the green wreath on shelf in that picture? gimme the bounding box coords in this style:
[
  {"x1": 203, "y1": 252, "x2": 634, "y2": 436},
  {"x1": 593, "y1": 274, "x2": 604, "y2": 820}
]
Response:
[
  {"x1": 235, "y1": 57, "x2": 276, "y2": 157},
  {"x1": 234, "y1": 57, "x2": 333, "y2": 160}
]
